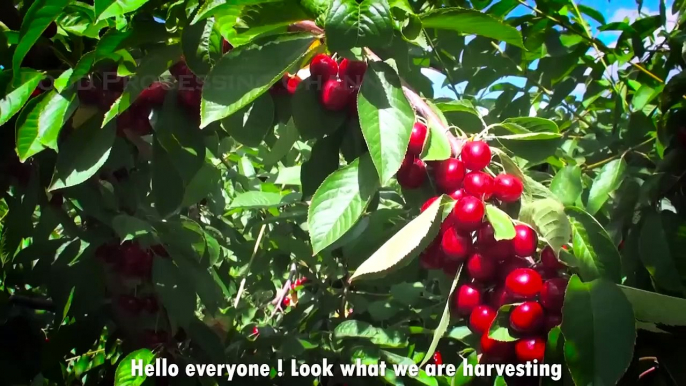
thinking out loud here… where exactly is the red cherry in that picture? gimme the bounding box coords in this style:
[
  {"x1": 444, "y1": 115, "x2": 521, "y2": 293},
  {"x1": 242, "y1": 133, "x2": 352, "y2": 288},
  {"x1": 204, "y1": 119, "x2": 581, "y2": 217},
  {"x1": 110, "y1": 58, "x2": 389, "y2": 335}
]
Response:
[
  {"x1": 321, "y1": 79, "x2": 353, "y2": 111},
  {"x1": 448, "y1": 188, "x2": 467, "y2": 201},
  {"x1": 310, "y1": 54, "x2": 339, "y2": 80},
  {"x1": 434, "y1": 158, "x2": 466, "y2": 193},
  {"x1": 540, "y1": 246, "x2": 565, "y2": 270},
  {"x1": 533, "y1": 264, "x2": 559, "y2": 280},
  {"x1": 137, "y1": 82, "x2": 168, "y2": 107},
  {"x1": 467, "y1": 252, "x2": 496, "y2": 282},
  {"x1": 505, "y1": 268, "x2": 543, "y2": 298},
  {"x1": 408, "y1": 122, "x2": 429, "y2": 156},
  {"x1": 397, "y1": 156, "x2": 427, "y2": 189},
  {"x1": 561, "y1": 244, "x2": 569, "y2": 250},
  {"x1": 618, "y1": 240, "x2": 624, "y2": 251},
  {"x1": 515, "y1": 337, "x2": 546, "y2": 363},
  {"x1": 252, "y1": 326, "x2": 259, "y2": 335},
  {"x1": 177, "y1": 88, "x2": 202, "y2": 116},
  {"x1": 476, "y1": 222, "x2": 496, "y2": 245},
  {"x1": 489, "y1": 286, "x2": 512, "y2": 309},
  {"x1": 420, "y1": 241, "x2": 444, "y2": 270},
  {"x1": 117, "y1": 295, "x2": 142, "y2": 315},
  {"x1": 452, "y1": 196, "x2": 485, "y2": 231},
  {"x1": 460, "y1": 141, "x2": 491, "y2": 171},
  {"x1": 441, "y1": 228, "x2": 472, "y2": 261},
  {"x1": 170, "y1": 60, "x2": 192, "y2": 80},
  {"x1": 513, "y1": 224, "x2": 538, "y2": 257},
  {"x1": 493, "y1": 174, "x2": 524, "y2": 202},
  {"x1": 544, "y1": 313, "x2": 562, "y2": 331},
  {"x1": 480, "y1": 334, "x2": 514, "y2": 363},
  {"x1": 222, "y1": 39, "x2": 233, "y2": 53},
  {"x1": 142, "y1": 296, "x2": 159, "y2": 313},
  {"x1": 286, "y1": 74, "x2": 302, "y2": 95},
  {"x1": 421, "y1": 196, "x2": 440, "y2": 213},
  {"x1": 483, "y1": 239, "x2": 514, "y2": 263},
  {"x1": 432, "y1": 351, "x2": 443, "y2": 365},
  {"x1": 469, "y1": 305, "x2": 497, "y2": 335},
  {"x1": 31, "y1": 87, "x2": 43, "y2": 98},
  {"x1": 540, "y1": 278, "x2": 568, "y2": 312},
  {"x1": 463, "y1": 171, "x2": 494, "y2": 200},
  {"x1": 454, "y1": 284, "x2": 482, "y2": 316},
  {"x1": 118, "y1": 241, "x2": 153, "y2": 278},
  {"x1": 338, "y1": 58, "x2": 367, "y2": 88},
  {"x1": 510, "y1": 301, "x2": 544, "y2": 333},
  {"x1": 283, "y1": 297, "x2": 291, "y2": 307},
  {"x1": 497, "y1": 257, "x2": 533, "y2": 281}
]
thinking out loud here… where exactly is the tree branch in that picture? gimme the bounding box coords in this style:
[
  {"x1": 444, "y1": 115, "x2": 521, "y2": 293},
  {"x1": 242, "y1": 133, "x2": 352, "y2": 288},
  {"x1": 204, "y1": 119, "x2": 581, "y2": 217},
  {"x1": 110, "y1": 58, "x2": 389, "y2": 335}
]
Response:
[{"x1": 9, "y1": 295, "x2": 55, "y2": 311}]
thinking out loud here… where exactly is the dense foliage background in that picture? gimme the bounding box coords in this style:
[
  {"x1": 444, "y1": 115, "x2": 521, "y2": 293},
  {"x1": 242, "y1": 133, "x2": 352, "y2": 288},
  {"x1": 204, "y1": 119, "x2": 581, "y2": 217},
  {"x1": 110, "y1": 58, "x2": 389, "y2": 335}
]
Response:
[{"x1": 1, "y1": 0, "x2": 686, "y2": 385}]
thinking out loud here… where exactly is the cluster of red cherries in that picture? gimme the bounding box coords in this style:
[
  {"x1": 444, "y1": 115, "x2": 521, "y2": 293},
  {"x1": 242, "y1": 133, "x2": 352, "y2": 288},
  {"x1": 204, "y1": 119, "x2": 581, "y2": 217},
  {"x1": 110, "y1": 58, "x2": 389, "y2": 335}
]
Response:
[
  {"x1": 399, "y1": 131, "x2": 569, "y2": 365},
  {"x1": 307, "y1": 53, "x2": 367, "y2": 112},
  {"x1": 96, "y1": 240, "x2": 171, "y2": 348}
]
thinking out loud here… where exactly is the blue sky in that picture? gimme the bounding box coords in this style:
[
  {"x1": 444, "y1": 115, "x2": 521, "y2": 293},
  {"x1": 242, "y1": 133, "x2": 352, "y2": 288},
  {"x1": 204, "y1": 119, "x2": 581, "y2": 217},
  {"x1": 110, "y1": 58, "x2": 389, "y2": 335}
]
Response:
[{"x1": 428, "y1": 0, "x2": 678, "y2": 100}]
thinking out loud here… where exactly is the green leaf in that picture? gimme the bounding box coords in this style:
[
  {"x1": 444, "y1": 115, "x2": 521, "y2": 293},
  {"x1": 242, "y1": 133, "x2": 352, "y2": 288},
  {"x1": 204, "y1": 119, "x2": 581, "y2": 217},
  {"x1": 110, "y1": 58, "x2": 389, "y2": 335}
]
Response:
[
  {"x1": 638, "y1": 211, "x2": 685, "y2": 293},
  {"x1": 152, "y1": 138, "x2": 185, "y2": 217},
  {"x1": 221, "y1": 93, "x2": 275, "y2": 147},
  {"x1": 419, "y1": 266, "x2": 462, "y2": 367},
  {"x1": 103, "y1": 44, "x2": 182, "y2": 126},
  {"x1": 358, "y1": 61, "x2": 415, "y2": 185},
  {"x1": 153, "y1": 257, "x2": 196, "y2": 328},
  {"x1": 620, "y1": 285, "x2": 686, "y2": 326},
  {"x1": 229, "y1": 191, "x2": 297, "y2": 209},
  {"x1": 421, "y1": 7, "x2": 524, "y2": 48},
  {"x1": 561, "y1": 275, "x2": 636, "y2": 386},
  {"x1": 95, "y1": 0, "x2": 151, "y2": 21},
  {"x1": 16, "y1": 88, "x2": 79, "y2": 162},
  {"x1": 291, "y1": 78, "x2": 347, "y2": 140},
  {"x1": 487, "y1": 304, "x2": 519, "y2": 342},
  {"x1": 485, "y1": 204, "x2": 515, "y2": 241},
  {"x1": 350, "y1": 195, "x2": 453, "y2": 282},
  {"x1": 0, "y1": 69, "x2": 45, "y2": 126},
  {"x1": 201, "y1": 33, "x2": 316, "y2": 127},
  {"x1": 422, "y1": 123, "x2": 452, "y2": 161},
  {"x1": 550, "y1": 165, "x2": 583, "y2": 206},
  {"x1": 112, "y1": 215, "x2": 154, "y2": 242},
  {"x1": 586, "y1": 158, "x2": 626, "y2": 215},
  {"x1": 502, "y1": 117, "x2": 559, "y2": 133},
  {"x1": 263, "y1": 120, "x2": 299, "y2": 167},
  {"x1": 49, "y1": 117, "x2": 115, "y2": 191},
  {"x1": 114, "y1": 349, "x2": 155, "y2": 386},
  {"x1": 324, "y1": 0, "x2": 394, "y2": 52},
  {"x1": 519, "y1": 198, "x2": 571, "y2": 253},
  {"x1": 334, "y1": 320, "x2": 408, "y2": 348},
  {"x1": 495, "y1": 132, "x2": 562, "y2": 140},
  {"x1": 308, "y1": 153, "x2": 379, "y2": 255},
  {"x1": 301, "y1": 131, "x2": 343, "y2": 197},
  {"x1": 12, "y1": 0, "x2": 70, "y2": 80},
  {"x1": 182, "y1": 18, "x2": 222, "y2": 78},
  {"x1": 565, "y1": 207, "x2": 622, "y2": 283},
  {"x1": 452, "y1": 351, "x2": 478, "y2": 386},
  {"x1": 182, "y1": 163, "x2": 221, "y2": 207}
]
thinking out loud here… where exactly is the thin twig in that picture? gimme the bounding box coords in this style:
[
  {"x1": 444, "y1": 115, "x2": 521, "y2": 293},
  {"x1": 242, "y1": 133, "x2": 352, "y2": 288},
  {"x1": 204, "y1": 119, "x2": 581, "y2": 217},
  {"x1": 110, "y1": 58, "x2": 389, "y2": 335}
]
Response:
[
  {"x1": 268, "y1": 263, "x2": 297, "y2": 320},
  {"x1": 233, "y1": 223, "x2": 268, "y2": 308}
]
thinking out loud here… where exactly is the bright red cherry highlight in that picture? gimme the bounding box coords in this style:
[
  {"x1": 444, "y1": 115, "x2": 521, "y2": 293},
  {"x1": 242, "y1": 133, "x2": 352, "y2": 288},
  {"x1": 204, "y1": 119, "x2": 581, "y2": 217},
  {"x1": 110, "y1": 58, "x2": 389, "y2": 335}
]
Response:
[
  {"x1": 513, "y1": 224, "x2": 538, "y2": 257},
  {"x1": 408, "y1": 122, "x2": 429, "y2": 156},
  {"x1": 397, "y1": 156, "x2": 427, "y2": 189},
  {"x1": 469, "y1": 305, "x2": 497, "y2": 335},
  {"x1": 509, "y1": 301, "x2": 544, "y2": 333},
  {"x1": 515, "y1": 337, "x2": 546, "y2": 363},
  {"x1": 467, "y1": 252, "x2": 496, "y2": 282},
  {"x1": 310, "y1": 54, "x2": 339, "y2": 80},
  {"x1": 338, "y1": 58, "x2": 367, "y2": 88},
  {"x1": 540, "y1": 278, "x2": 568, "y2": 312},
  {"x1": 441, "y1": 228, "x2": 472, "y2": 261},
  {"x1": 493, "y1": 174, "x2": 524, "y2": 202},
  {"x1": 460, "y1": 141, "x2": 492, "y2": 171},
  {"x1": 505, "y1": 268, "x2": 543, "y2": 298},
  {"x1": 452, "y1": 196, "x2": 485, "y2": 231},
  {"x1": 463, "y1": 171, "x2": 494, "y2": 200},
  {"x1": 455, "y1": 284, "x2": 482, "y2": 316},
  {"x1": 434, "y1": 158, "x2": 466, "y2": 192},
  {"x1": 321, "y1": 79, "x2": 353, "y2": 111}
]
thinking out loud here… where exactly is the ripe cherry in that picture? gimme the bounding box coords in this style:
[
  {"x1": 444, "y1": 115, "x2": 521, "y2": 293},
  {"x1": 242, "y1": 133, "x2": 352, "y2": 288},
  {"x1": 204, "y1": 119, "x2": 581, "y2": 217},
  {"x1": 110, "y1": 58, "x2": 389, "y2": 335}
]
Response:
[
  {"x1": 534, "y1": 264, "x2": 559, "y2": 280},
  {"x1": 310, "y1": 54, "x2": 339, "y2": 80},
  {"x1": 489, "y1": 286, "x2": 512, "y2": 309},
  {"x1": 480, "y1": 334, "x2": 514, "y2": 363},
  {"x1": 397, "y1": 156, "x2": 427, "y2": 189},
  {"x1": 476, "y1": 223, "x2": 496, "y2": 245},
  {"x1": 252, "y1": 326, "x2": 259, "y2": 336},
  {"x1": 420, "y1": 196, "x2": 440, "y2": 213},
  {"x1": 455, "y1": 284, "x2": 482, "y2": 316},
  {"x1": 285, "y1": 74, "x2": 302, "y2": 95},
  {"x1": 222, "y1": 39, "x2": 233, "y2": 53},
  {"x1": 540, "y1": 278, "x2": 568, "y2": 312},
  {"x1": 137, "y1": 82, "x2": 168, "y2": 107},
  {"x1": 272, "y1": 73, "x2": 301, "y2": 95},
  {"x1": 469, "y1": 305, "x2": 497, "y2": 335},
  {"x1": 117, "y1": 295, "x2": 142, "y2": 315},
  {"x1": 142, "y1": 296, "x2": 159, "y2": 313},
  {"x1": 321, "y1": 79, "x2": 353, "y2": 111},
  {"x1": 510, "y1": 301, "x2": 544, "y2": 333},
  {"x1": 463, "y1": 171, "x2": 494, "y2": 200},
  {"x1": 408, "y1": 122, "x2": 429, "y2": 156},
  {"x1": 460, "y1": 141, "x2": 491, "y2": 171},
  {"x1": 513, "y1": 224, "x2": 538, "y2": 257},
  {"x1": 338, "y1": 58, "x2": 367, "y2": 88},
  {"x1": 283, "y1": 297, "x2": 291, "y2": 307},
  {"x1": 420, "y1": 241, "x2": 443, "y2": 270},
  {"x1": 515, "y1": 337, "x2": 546, "y2": 363},
  {"x1": 497, "y1": 257, "x2": 533, "y2": 281},
  {"x1": 540, "y1": 246, "x2": 565, "y2": 270},
  {"x1": 441, "y1": 228, "x2": 472, "y2": 261},
  {"x1": 493, "y1": 174, "x2": 524, "y2": 202},
  {"x1": 467, "y1": 252, "x2": 496, "y2": 282},
  {"x1": 505, "y1": 268, "x2": 543, "y2": 298},
  {"x1": 448, "y1": 188, "x2": 467, "y2": 201},
  {"x1": 118, "y1": 241, "x2": 153, "y2": 278},
  {"x1": 452, "y1": 196, "x2": 485, "y2": 231},
  {"x1": 432, "y1": 351, "x2": 443, "y2": 365},
  {"x1": 544, "y1": 313, "x2": 562, "y2": 331},
  {"x1": 434, "y1": 158, "x2": 466, "y2": 192}
]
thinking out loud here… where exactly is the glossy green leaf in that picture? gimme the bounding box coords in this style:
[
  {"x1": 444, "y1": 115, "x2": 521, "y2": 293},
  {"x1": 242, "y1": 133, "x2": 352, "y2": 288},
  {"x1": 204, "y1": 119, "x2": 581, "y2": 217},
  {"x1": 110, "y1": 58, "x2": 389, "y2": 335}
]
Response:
[
  {"x1": 263, "y1": 120, "x2": 299, "y2": 167},
  {"x1": 49, "y1": 117, "x2": 116, "y2": 191},
  {"x1": 182, "y1": 18, "x2": 222, "y2": 78},
  {"x1": 95, "y1": 0, "x2": 151, "y2": 21},
  {"x1": 620, "y1": 285, "x2": 686, "y2": 326},
  {"x1": 201, "y1": 33, "x2": 316, "y2": 127},
  {"x1": 0, "y1": 69, "x2": 45, "y2": 126},
  {"x1": 221, "y1": 93, "x2": 275, "y2": 147},
  {"x1": 502, "y1": 117, "x2": 559, "y2": 132},
  {"x1": 485, "y1": 204, "x2": 515, "y2": 241},
  {"x1": 301, "y1": 131, "x2": 343, "y2": 197},
  {"x1": 350, "y1": 195, "x2": 453, "y2": 282},
  {"x1": 324, "y1": 0, "x2": 394, "y2": 52},
  {"x1": 565, "y1": 207, "x2": 622, "y2": 283},
  {"x1": 519, "y1": 198, "x2": 571, "y2": 253},
  {"x1": 334, "y1": 320, "x2": 408, "y2": 348},
  {"x1": 308, "y1": 153, "x2": 379, "y2": 255},
  {"x1": 586, "y1": 158, "x2": 626, "y2": 215},
  {"x1": 14, "y1": 96, "x2": 48, "y2": 162},
  {"x1": 12, "y1": 0, "x2": 70, "y2": 80},
  {"x1": 358, "y1": 61, "x2": 415, "y2": 185},
  {"x1": 422, "y1": 123, "x2": 452, "y2": 161},
  {"x1": 152, "y1": 258, "x2": 196, "y2": 328},
  {"x1": 638, "y1": 211, "x2": 685, "y2": 293},
  {"x1": 114, "y1": 349, "x2": 155, "y2": 386},
  {"x1": 421, "y1": 7, "x2": 524, "y2": 48},
  {"x1": 550, "y1": 165, "x2": 583, "y2": 206},
  {"x1": 152, "y1": 138, "x2": 185, "y2": 217},
  {"x1": 452, "y1": 351, "x2": 478, "y2": 386},
  {"x1": 230, "y1": 191, "x2": 297, "y2": 209},
  {"x1": 495, "y1": 132, "x2": 562, "y2": 140},
  {"x1": 112, "y1": 214, "x2": 154, "y2": 242},
  {"x1": 487, "y1": 304, "x2": 519, "y2": 342},
  {"x1": 561, "y1": 275, "x2": 636, "y2": 386},
  {"x1": 291, "y1": 78, "x2": 347, "y2": 140}
]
